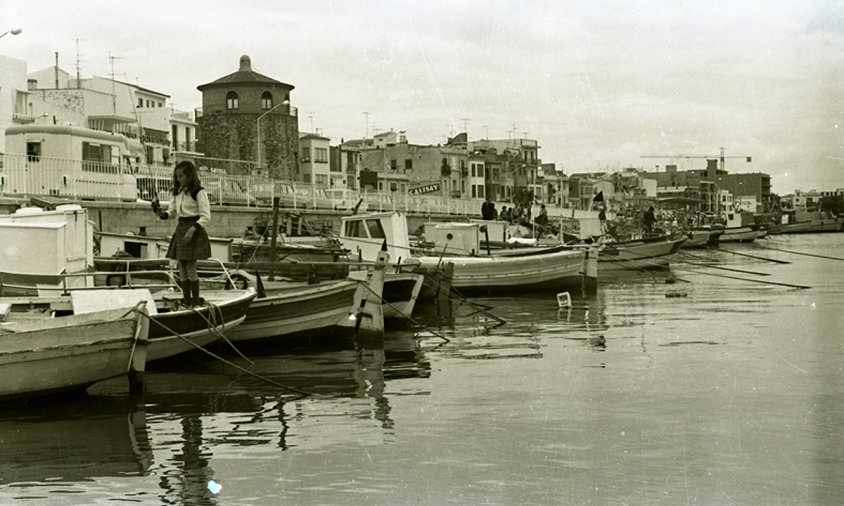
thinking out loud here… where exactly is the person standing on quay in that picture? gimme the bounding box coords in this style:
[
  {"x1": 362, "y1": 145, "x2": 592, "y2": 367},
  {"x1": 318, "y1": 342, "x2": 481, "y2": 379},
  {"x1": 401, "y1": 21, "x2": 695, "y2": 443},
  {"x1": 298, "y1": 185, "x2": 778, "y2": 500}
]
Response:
[
  {"x1": 643, "y1": 206, "x2": 656, "y2": 235},
  {"x1": 152, "y1": 161, "x2": 212, "y2": 306}
]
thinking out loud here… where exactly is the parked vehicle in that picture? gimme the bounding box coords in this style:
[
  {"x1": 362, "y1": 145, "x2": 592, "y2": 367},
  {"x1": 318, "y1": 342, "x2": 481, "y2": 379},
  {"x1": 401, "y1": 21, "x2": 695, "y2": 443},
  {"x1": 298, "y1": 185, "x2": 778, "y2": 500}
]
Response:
[{"x1": 2, "y1": 124, "x2": 138, "y2": 201}]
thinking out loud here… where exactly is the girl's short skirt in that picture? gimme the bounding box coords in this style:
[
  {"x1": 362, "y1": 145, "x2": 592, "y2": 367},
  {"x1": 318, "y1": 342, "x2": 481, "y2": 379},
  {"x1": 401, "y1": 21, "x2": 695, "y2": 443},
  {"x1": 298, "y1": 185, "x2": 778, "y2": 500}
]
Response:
[{"x1": 165, "y1": 217, "x2": 211, "y2": 260}]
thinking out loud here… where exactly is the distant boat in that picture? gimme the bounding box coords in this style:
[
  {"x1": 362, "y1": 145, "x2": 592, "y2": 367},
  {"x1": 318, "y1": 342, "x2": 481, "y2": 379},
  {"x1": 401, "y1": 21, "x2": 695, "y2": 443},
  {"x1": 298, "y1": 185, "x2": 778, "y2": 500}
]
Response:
[
  {"x1": 0, "y1": 304, "x2": 149, "y2": 400},
  {"x1": 717, "y1": 209, "x2": 764, "y2": 243},
  {"x1": 590, "y1": 234, "x2": 687, "y2": 271},
  {"x1": 718, "y1": 225, "x2": 764, "y2": 243},
  {"x1": 679, "y1": 229, "x2": 711, "y2": 248},
  {"x1": 780, "y1": 211, "x2": 844, "y2": 234}
]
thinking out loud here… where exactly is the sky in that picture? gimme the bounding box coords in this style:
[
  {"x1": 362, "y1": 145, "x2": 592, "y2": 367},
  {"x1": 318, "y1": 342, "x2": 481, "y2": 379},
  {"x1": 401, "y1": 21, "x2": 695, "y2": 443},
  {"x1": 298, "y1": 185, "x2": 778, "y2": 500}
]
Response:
[{"x1": 2, "y1": 0, "x2": 843, "y2": 194}]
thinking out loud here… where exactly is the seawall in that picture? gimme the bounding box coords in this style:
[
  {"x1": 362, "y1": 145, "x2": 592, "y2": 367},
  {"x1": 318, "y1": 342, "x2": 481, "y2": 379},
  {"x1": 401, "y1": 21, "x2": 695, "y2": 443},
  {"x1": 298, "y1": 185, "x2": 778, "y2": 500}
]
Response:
[{"x1": 0, "y1": 197, "x2": 474, "y2": 239}]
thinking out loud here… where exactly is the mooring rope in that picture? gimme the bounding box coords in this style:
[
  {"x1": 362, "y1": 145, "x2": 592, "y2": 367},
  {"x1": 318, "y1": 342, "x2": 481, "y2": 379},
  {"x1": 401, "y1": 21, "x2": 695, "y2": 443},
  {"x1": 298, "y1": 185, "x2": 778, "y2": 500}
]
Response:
[
  {"x1": 134, "y1": 308, "x2": 310, "y2": 398},
  {"x1": 357, "y1": 281, "x2": 452, "y2": 342},
  {"x1": 751, "y1": 244, "x2": 844, "y2": 262}
]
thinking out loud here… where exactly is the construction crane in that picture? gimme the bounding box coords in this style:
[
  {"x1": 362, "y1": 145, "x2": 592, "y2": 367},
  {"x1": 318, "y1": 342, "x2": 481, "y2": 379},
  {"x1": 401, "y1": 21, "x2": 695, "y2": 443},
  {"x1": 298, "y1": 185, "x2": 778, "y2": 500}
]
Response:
[{"x1": 640, "y1": 147, "x2": 751, "y2": 172}]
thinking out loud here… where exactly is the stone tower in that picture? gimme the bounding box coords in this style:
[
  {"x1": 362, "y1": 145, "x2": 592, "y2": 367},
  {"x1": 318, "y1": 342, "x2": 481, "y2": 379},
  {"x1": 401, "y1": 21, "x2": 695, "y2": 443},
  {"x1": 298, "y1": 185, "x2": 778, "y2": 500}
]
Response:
[{"x1": 196, "y1": 55, "x2": 298, "y2": 179}]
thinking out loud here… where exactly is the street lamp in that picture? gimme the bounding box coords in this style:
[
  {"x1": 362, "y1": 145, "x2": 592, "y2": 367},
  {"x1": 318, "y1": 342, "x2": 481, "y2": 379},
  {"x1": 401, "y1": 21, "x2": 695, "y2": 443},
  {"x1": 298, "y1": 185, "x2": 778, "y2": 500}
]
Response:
[
  {"x1": 256, "y1": 100, "x2": 289, "y2": 168},
  {"x1": 0, "y1": 28, "x2": 22, "y2": 39}
]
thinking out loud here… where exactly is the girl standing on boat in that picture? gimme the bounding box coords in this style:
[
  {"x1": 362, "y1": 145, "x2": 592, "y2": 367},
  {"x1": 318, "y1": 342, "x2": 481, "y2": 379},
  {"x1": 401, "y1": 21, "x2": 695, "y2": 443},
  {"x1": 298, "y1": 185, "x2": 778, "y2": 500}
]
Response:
[{"x1": 151, "y1": 161, "x2": 211, "y2": 306}]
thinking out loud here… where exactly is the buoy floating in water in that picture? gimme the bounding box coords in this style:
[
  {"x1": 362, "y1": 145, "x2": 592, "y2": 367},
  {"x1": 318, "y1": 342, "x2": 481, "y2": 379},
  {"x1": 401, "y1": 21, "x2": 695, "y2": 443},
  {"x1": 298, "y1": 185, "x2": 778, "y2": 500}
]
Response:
[{"x1": 557, "y1": 291, "x2": 572, "y2": 308}]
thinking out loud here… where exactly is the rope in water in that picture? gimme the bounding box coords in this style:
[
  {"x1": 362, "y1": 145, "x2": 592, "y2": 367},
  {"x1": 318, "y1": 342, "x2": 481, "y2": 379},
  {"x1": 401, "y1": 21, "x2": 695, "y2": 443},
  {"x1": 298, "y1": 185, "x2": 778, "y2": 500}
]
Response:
[{"x1": 134, "y1": 307, "x2": 310, "y2": 398}]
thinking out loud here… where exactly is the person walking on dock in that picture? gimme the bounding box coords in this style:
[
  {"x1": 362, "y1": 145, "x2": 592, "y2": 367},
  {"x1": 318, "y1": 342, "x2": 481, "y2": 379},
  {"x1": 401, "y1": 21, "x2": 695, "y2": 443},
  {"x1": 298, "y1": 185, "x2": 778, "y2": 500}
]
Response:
[{"x1": 151, "y1": 161, "x2": 212, "y2": 306}]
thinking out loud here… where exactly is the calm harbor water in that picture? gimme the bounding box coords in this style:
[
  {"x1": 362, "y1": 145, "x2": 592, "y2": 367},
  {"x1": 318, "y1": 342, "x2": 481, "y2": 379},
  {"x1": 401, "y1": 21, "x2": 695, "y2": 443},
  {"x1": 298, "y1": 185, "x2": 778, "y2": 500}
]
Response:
[{"x1": 1, "y1": 233, "x2": 843, "y2": 505}]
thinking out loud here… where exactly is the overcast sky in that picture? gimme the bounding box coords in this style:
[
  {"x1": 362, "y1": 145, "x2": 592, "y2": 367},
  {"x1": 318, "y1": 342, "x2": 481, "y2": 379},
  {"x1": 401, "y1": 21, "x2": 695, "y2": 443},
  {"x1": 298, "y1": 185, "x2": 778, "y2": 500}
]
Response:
[{"x1": 3, "y1": 0, "x2": 843, "y2": 193}]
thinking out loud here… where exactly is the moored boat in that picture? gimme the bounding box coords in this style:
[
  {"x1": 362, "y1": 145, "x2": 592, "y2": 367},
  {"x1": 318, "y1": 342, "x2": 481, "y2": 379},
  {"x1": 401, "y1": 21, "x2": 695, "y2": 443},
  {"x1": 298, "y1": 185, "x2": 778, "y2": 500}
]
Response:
[
  {"x1": 339, "y1": 212, "x2": 596, "y2": 296},
  {"x1": 679, "y1": 229, "x2": 710, "y2": 248},
  {"x1": 219, "y1": 251, "x2": 389, "y2": 344},
  {"x1": 590, "y1": 234, "x2": 687, "y2": 271},
  {"x1": 1, "y1": 283, "x2": 256, "y2": 362},
  {"x1": 717, "y1": 209, "x2": 764, "y2": 243},
  {"x1": 349, "y1": 270, "x2": 424, "y2": 323},
  {"x1": 0, "y1": 303, "x2": 149, "y2": 400},
  {"x1": 780, "y1": 211, "x2": 844, "y2": 234}
]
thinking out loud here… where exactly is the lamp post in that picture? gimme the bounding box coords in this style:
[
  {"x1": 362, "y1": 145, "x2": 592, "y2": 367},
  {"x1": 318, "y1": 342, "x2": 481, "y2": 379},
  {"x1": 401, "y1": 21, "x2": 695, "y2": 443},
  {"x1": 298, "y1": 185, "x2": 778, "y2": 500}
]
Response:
[
  {"x1": 556, "y1": 168, "x2": 564, "y2": 240},
  {"x1": 0, "y1": 28, "x2": 22, "y2": 39},
  {"x1": 256, "y1": 100, "x2": 289, "y2": 169}
]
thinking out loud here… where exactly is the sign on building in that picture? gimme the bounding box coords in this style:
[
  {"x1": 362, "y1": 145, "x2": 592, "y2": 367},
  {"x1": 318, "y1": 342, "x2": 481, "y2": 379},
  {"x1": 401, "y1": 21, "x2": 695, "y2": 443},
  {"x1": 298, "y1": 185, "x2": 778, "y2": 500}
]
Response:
[{"x1": 409, "y1": 183, "x2": 440, "y2": 195}]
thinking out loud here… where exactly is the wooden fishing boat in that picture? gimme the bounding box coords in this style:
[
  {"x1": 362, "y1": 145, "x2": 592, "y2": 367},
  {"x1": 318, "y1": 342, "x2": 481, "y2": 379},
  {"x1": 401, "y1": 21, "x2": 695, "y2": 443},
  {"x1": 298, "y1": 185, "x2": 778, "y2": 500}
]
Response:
[
  {"x1": 780, "y1": 214, "x2": 844, "y2": 234},
  {"x1": 0, "y1": 284, "x2": 256, "y2": 362},
  {"x1": 590, "y1": 234, "x2": 687, "y2": 271},
  {"x1": 0, "y1": 304, "x2": 149, "y2": 400},
  {"x1": 679, "y1": 229, "x2": 710, "y2": 248},
  {"x1": 349, "y1": 270, "x2": 424, "y2": 323},
  {"x1": 339, "y1": 212, "x2": 595, "y2": 295},
  {"x1": 717, "y1": 210, "x2": 765, "y2": 243},
  {"x1": 221, "y1": 251, "x2": 389, "y2": 343}
]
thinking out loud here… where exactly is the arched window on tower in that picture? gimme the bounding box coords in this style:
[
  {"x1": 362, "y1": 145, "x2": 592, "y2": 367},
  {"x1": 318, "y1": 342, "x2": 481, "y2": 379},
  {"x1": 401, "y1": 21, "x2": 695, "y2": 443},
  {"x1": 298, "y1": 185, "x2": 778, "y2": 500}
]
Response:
[
  {"x1": 226, "y1": 91, "x2": 239, "y2": 110},
  {"x1": 261, "y1": 91, "x2": 273, "y2": 110}
]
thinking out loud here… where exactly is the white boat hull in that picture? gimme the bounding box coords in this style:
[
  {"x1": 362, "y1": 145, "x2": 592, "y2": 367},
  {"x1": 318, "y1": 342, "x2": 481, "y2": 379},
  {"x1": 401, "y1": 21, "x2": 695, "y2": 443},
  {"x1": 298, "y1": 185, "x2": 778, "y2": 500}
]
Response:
[
  {"x1": 418, "y1": 248, "x2": 589, "y2": 294},
  {"x1": 597, "y1": 237, "x2": 686, "y2": 271},
  {"x1": 0, "y1": 307, "x2": 148, "y2": 400},
  {"x1": 718, "y1": 227, "x2": 763, "y2": 243}
]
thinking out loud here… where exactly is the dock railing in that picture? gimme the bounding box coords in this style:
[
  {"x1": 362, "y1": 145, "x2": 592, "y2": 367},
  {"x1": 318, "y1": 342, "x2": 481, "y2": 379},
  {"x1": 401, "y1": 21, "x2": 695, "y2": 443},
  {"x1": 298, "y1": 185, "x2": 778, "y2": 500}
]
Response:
[{"x1": 1, "y1": 153, "x2": 480, "y2": 216}]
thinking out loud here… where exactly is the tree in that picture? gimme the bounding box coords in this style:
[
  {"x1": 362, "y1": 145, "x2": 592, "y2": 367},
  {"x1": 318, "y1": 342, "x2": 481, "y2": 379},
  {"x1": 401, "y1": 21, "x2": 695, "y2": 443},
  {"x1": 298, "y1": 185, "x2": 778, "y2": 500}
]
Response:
[
  {"x1": 512, "y1": 187, "x2": 534, "y2": 211},
  {"x1": 820, "y1": 195, "x2": 844, "y2": 216}
]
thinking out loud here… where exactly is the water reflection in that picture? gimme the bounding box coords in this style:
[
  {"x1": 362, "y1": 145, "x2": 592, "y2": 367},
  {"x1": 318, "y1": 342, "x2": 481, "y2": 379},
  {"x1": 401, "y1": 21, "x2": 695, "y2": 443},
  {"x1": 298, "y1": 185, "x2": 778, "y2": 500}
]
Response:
[
  {"x1": 0, "y1": 396, "x2": 152, "y2": 486},
  {"x1": 158, "y1": 415, "x2": 217, "y2": 506}
]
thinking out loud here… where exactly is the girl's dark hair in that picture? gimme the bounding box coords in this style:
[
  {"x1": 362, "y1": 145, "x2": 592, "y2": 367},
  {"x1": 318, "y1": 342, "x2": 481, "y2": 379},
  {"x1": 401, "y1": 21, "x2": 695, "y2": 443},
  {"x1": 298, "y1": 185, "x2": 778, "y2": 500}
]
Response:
[{"x1": 171, "y1": 161, "x2": 203, "y2": 199}]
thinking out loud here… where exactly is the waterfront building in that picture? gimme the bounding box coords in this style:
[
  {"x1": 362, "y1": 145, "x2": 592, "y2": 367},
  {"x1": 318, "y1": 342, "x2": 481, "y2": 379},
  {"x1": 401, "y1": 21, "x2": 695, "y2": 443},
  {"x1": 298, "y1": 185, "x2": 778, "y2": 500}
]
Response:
[
  {"x1": 299, "y1": 132, "x2": 332, "y2": 187},
  {"x1": 0, "y1": 55, "x2": 31, "y2": 153},
  {"x1": 17, "y1": 60, "x2": 199, "y2": 174},
  {"x1": 343, "y1": 131, "x2": 467, "y2": 197},
  {"x1": 196, "y1": 55, "x2": 298, "y2": 180},
  {"x1": 468, "y1": 137, "x2": 541, "y2": 202},
  {"x1": 781, "y1": 188, "x2": 844, "y2": 210}
]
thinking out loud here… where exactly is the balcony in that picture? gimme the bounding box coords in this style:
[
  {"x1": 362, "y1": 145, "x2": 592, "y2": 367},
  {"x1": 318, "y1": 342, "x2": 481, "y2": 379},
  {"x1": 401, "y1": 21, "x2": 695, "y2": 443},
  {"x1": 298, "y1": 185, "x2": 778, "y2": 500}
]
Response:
[{"x1": 173, "y1": 141, "x2": 199, "y2": 153}]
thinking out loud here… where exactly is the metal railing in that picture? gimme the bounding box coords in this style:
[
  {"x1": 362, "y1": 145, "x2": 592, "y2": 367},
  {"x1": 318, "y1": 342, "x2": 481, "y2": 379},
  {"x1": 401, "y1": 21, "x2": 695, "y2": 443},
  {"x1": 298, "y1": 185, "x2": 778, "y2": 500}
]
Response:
[
  {"x1": 0, "y1": 153, "x2": 139, "y2": 201},
  {"x1": 0, "y1": 152, "x2": 480, "y2": 215}
]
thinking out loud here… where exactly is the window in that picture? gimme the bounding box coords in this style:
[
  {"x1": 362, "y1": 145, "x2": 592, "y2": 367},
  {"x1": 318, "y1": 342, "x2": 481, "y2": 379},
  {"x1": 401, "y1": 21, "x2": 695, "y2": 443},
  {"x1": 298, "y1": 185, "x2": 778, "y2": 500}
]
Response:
[
  {"x1": 82, "y1": 142, "x2": 114, "y2": 172},
  {"x1": 365, "y1": 219, "x2": 386, "y2": 239},
  {"x1": 137, "y1": 98, "x2": 143, "y2": 108},
  {"x1": 315, "y1": 174, "x2": 328, "y2": 186},
  {"x1": 345, "y1": 220, "x2": 364, "y2": 238},
  {"x1": 301, "y1": 147, "x2": 310, "y2": 161},
  {"x1": 226, "y1": 91, "x2": 239, "y2": 110},
  {"x1": 390, "y1": 159, "x2": 397, "y2": 171},
  {"x1": 405, "y1": 159, "x2": 412, "y2": 171},
  {"x1": 26, "y1": 141, "x2": 42, "y2": 162},
  {"x1": 261, "y1": 91, "x2": 273, "y2": 110},
  {"x1": 315, "y1": 147, "x2": 328, "y2": 163}
]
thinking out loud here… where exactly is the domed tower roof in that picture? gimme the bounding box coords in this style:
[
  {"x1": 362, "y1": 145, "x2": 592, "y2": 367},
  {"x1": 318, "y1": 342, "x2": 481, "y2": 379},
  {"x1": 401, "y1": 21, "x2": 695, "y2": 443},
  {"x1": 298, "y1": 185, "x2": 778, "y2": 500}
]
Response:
[{"x1": 197, "y1": 55, "x2": 294, "y2": 90}]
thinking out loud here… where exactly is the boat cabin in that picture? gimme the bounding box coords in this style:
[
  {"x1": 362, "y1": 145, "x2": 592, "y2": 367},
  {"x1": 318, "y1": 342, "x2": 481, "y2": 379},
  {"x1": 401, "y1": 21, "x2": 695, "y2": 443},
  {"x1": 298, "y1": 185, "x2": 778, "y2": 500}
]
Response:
[{"x1": 340, "y1": 212, "x2": 413, "y2": 262}]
